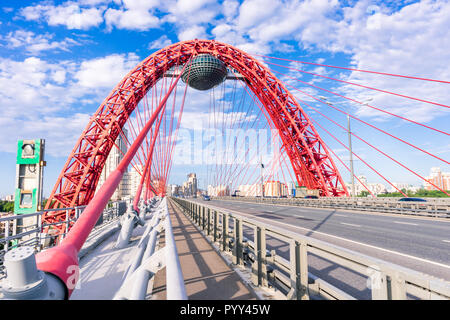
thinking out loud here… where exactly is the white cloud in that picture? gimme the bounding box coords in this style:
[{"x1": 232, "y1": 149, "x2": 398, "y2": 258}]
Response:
[
  {"x1": 74, "y1": 53, "x2": 140, "y2": 88},
  {"x1": 211, "y1": 23, "x2": 271, "y2": 55},
  {"x1": 148, "y1": 35, "x2": 173, "y2": 50},
  {"x1": 21, "y1": 2, "x2": 105, "y2": 30},
  {"x1": 321, "y1": 1, "x2": 450, "y2": 122},
  {"x1": 7, "y1": 0, "x2": 450, "y2": 157},
  {"x1": 51, "y1": 70, "x2": 67, "y2": 84},
  {"x1": 273, "y1": 42, "x2": 295, "y2": 53},
  {"x1": 104, "y1": 1, "x2": 160, "y2": 31},
  {"x1": 2, "y1": 30, "x2": 81, "y2": 54},
  {"x1": 171, "y1": 0, "x2": 216, "y2": 16},
  {"x1": 236, "y1": 0, "x2": 339, "y2": 44},
  {"x1": 0, "y1": 53, "x2": 142, "y2": 156},
  {"x1": 237, "y1": 0, "x2": 281, "y2": 31},
  {"x1": 0, "y1": 113, "x2": 91, "y2": 157},
  {"x1": 211, "y1": 0, "x2": 338, "y2": 55},
  {"x1": 178, "y1": 25, "x2": 207, "y2": 41},
  {"x1": 163, "y1": 0, "x2": 219, "y2": 41},
  {"x1": 104, "y1": 8, "x2": 158, "y2": 31},
  {"x1": 214, "y1": 0, "x2": 450, "y2": 123},
  {"x1": 79, "y1": 0, "x2": 114, "y2": 5},
  {"x1": 222, "y1": 0, "x2": 239, "y2": 22}
]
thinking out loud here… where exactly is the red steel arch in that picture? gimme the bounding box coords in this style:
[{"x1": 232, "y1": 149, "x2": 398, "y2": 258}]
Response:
[{"x1": 44, "y1": 39, "x2": 348, "y2": 226}]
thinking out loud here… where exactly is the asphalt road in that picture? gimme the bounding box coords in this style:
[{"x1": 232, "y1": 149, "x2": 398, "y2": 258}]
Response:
[{"x1": 190, "y1": 198, "x2": 450, "y2": 299}]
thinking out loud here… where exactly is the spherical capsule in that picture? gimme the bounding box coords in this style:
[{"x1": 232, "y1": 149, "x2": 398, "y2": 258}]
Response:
[{"x1": 181, "y1": 54, "x2": 227, "y2": 91}]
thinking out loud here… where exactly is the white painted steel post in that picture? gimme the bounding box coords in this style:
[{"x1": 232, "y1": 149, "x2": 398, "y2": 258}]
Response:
[
  {"x1": 232, "y1": 218, "x2": 242, "y2": 265},
  {"x1": 5, "y1": 220, "x2": 9, "y2": 252},
  {"x1": 288, "y1": 240, "x2": 300, "y2": 300},
  {"x1": 222, "y1": 213, "x2": 228, "y2": 251},
  {"x1": 299, "y1": 241, "x2": 309, "y2": 300},
  {"x1": 213, "y1": 210, "x2": 218, "y2": 243},
  {"x1": 390, "y1": 272, "x2": 407, "y2": 300},
  {"x1": 202, "y1": 206, "x2": 206, "y2": 230},
  {"x1": 207, "y1": 208, "x2": 211, "y2": 236},
  {"x1": 369, "y1": 267, "x2": 388, "y2": 300},
  {"x1": 260, "y1": 227, "x2": 268, "y2": 287},
  {"x1": 65, "y1": 210, "x2": 70, "y2": 239}
]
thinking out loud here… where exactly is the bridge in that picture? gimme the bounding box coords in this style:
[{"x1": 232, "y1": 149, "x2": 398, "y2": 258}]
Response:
[{"x1": 0, "y1": 39, "x2": 449, "y2": 301}]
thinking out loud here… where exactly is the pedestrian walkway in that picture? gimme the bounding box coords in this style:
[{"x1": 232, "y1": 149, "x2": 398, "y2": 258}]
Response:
[
  {"x1": 70, "y1": 199, "x2": 258, "y2": 300},
  {"x1": 151, "y1": 200, "x2": 258, "y2": 300}
]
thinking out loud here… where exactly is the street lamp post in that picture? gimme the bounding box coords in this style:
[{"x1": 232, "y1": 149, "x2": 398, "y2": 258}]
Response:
[
  {"x1": 347, "y1": 114, "x2": 355, "y2": 197},
  {"x1": 260, "y1": 154, "x2": 264, "y2": 198},
  {"x1": 320, "y1": 96, "x2": 357, "y2": 197}
]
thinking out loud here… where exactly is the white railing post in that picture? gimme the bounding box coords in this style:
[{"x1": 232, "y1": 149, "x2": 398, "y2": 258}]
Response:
[{"x1": 5, "y1": 220, "x2": 9, "y2": 252}]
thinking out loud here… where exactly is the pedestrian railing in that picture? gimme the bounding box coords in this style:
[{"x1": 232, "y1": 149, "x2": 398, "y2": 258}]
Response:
[
  {"x1": 114, "y1": 197, "x2": 187, "y2": 300},
  {"x1": 171, "y1": 197, "x2": 450, "y2": 300},
  {"x1": 213, "y1": 196, "x2": 450, "y2": 218},
  {"x1": 0, "y1": 201, "x2": 125, "y2": 280}
]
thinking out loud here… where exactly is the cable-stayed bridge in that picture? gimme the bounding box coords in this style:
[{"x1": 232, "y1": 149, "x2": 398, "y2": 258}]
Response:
[{"x1": 0, "y1": 40, "x2": 449, "y2": 301}]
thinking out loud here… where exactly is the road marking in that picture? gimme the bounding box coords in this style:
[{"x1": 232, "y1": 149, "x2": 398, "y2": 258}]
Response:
[
  {"x1": 340, "y1": 222, "x2": 361, "y2": 228},
  {"x1": 443, "y1": 240, "x2": 450, "y2": 243},
  {"x1": 210, "y1": 206, "x2": 450, "y2": 270},
  {"x1": 394, "y1": 221, "x2": 418, "y2": 226},
  {"x1": 335, "y1": 214, "x2": 348, "y2": 217},
  {"x1": 217, "y1": 199, "x2": 450, "y2": 223}
]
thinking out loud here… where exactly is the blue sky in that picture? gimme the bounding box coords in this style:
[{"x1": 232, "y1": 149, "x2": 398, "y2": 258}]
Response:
[{"x1": 0, "y1": 0, "x2": 449, "y2": 197}]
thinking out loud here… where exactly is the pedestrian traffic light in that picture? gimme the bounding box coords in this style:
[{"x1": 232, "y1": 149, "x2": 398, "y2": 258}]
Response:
[{"x1": 14, "y1": 139, "x2": 45, "y2": 214}]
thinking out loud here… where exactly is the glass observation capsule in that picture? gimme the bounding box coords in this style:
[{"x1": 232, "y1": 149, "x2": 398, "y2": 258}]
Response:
[{"x1": 181, "y1": 54, "x2": 228, "y2": 91}]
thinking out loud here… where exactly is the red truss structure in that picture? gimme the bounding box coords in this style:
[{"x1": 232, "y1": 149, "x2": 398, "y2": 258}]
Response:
[{"x1": 43, "y1": 39, "x2": 348, "y2": 232}]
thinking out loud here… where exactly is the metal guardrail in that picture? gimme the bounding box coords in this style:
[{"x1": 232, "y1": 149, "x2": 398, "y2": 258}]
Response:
[
  {"x1": 171, "y1": 197, "x2": 450, "y2": 300},
  {"x1": 0, "y1": 201, "x2": 125, "y2": 280},
  {"x1": 213, "y1": 196, "x2": 450, "y2": 218},
  {"x1": 114, "y1": 197, "x2": 187, "y2": 300}
]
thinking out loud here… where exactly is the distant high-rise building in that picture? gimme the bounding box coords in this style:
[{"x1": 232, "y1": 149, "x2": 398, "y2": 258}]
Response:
[
  {"x1": 346, "y1": 175, "x2": 387, "y2": 196},
  {"x1": 263, "y1": 181, "x2": 288, "y2": 197},
  {"x1": 424, "y1": 167, "x2": 450, "y2": 191},
  {"x1": 126, "y1": 165, "x2": 143, "y2": 199},
  {"x1": 237, "y1": 184, "x2": 262, "y2": 197},
  {"x1": 183, "y1": 173, "x2": 198, "y2": 196},
  {"x1": 208, "y1": 185, "x2": 229, "y2": 197},
  {"x1": 96, "y1": 128, "x2": 129, "y2": 200},
  {"x1": 167, "y1": 184, "x2": 181, "y2": 197},
  {"x1": 2, "y1": 195, "x2": 14, "y2": 202}
]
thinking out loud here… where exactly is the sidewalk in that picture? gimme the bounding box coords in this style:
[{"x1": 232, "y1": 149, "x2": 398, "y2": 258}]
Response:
[{"x1": 151, "y1": 200, "x2": 257, "y2": 300}]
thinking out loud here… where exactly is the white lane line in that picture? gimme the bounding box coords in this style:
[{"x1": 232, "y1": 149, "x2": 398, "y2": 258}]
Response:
[
  {"x1": 443, "y1": 240, "x2": 450, "y2": 243},
  {"x1": 394, "y1": 221, "x2": 418, "y2": 226},
  {"x1": 335, "y1": 214, "x2": 348, "y2": 217},
  {"x1": 215, "y1": 207, "x2": 450, "y2": 270},
  {"x1": 340, "y1": 222, "x2": 361, "y2": 228},
  {"x1": 219, "y1": 199, "x2": 450, "y2": 223}
]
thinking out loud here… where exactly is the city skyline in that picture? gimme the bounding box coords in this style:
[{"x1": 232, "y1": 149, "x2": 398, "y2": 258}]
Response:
[{"x1": 162, "y1": 166, "x2": 450, "y2": 200}]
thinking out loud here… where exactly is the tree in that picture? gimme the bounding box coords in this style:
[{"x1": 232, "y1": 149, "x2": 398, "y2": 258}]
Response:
[
  {"x1": 359, "y1": 191, "x2": 370, "y2": 197},
  {"x1": 0, "y1": 201, "x2": 14, "y2": 213}
]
